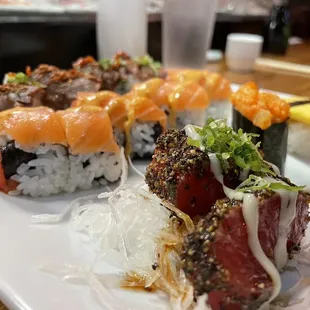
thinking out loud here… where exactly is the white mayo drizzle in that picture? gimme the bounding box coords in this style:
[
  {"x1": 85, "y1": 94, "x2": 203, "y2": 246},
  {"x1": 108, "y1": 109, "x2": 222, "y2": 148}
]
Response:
[
  {"x1": 185, "y1": 125, "x2": 301, "y2": 307},
  {"x1": 184, "y1": 125, "x2": 204, "y2": 150},
  {"x1": 263, "y1": 177, "x2": 298, "y2": 271},
  {"x1": 242, "y1": 194, "x2": 281, "y2": 310}
]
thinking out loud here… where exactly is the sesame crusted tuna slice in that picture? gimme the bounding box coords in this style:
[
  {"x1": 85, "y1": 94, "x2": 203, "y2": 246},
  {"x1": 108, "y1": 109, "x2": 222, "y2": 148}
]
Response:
[
  {"x1": 145, "y1": 129, "x2": 241, "y2": 218},
  {"x1": 182, "y1": 190, "x2": 309, "y2": 310}
]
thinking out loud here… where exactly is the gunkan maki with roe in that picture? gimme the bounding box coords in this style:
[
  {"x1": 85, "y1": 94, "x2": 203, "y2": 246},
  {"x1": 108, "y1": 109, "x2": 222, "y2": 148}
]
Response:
[{"x1": 231, "y1": 82, "x2": 290, "y2": 174}]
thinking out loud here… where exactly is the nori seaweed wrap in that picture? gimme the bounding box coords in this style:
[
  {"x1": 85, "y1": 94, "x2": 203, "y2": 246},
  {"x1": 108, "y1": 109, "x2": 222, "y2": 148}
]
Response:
[
  {"x1": 231, "y1": 82, "x2": 290, "y2": 175},
  {"x1": 232, "y1": 108, "x2": 288, "y2": 174}
]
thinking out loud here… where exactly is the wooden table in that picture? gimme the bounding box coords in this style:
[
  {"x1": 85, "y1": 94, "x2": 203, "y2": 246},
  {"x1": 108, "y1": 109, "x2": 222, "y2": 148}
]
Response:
[
  {"x1": 1, "y1": 42, "x2": 310, "y2": 310},
  {"x1": 207, "y1": 41, "x2": 310, "y2": 97}
]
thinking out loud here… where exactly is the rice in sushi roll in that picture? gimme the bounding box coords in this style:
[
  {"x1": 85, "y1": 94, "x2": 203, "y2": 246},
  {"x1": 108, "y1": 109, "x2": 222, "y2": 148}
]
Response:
[
  {"x1": 0, "y1": 106, "x2": 122, "y2": 197},
  {"x1": 166, "y1": 69, "x2": 232, "y2": 120},
  {"x1": 132, "y1": 78, "x2": 210, "y2": 128},
  {"x1": 287, "y1": 98, "x2": 310, "y2": 161},
  {"x1": 231, "y1": 82, "x2": 290, "y2": 174},
  {"x1": 72, "y1": 91, "x2": 167, "y2": 159}
]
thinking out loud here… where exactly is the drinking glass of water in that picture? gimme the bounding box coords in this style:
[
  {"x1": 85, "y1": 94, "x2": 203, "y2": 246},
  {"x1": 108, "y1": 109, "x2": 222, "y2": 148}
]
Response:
[
  {"x1": 97, "y1": 0, "x2": 147, "y2": 59},
  {"x1": 163, "y1": 0, "x2": 218, "y2": 69}
]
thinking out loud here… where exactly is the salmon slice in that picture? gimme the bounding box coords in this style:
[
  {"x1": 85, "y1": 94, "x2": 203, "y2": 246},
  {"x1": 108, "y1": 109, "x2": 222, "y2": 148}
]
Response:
[
  {"x1": 202, "y1": 71, "x2": 232, "y2": 101},
  {"x1": 167, "y1": 69, "x2": 205, "y2": 85},
  {"x1": 125, "y1": 96, "x2": 167, "y2": 129},
  {"x1": 0, "y1": 107, "x2": 66, "y2": 147},
  {"x1": 132, "y1": 78, "x2": 165, "y2": 101},
  {"x1": 167, "y1": 69, "x2": 231, "y2": 101},
  {"x1": 167, "y1": 81, "x2": 210, "y2": 111},
  {"x1": 136, "y1": 80, "x2": 209, "y2": 111},
  {"x1": 57, "y1": 106, "x2": 119, "y2": 155},
  {"x1": 104, "y1": 97, "x2": 128, "y2": 129},
  {"x1": 72, "y1": 91, "x2": 119, "y2": 108}
]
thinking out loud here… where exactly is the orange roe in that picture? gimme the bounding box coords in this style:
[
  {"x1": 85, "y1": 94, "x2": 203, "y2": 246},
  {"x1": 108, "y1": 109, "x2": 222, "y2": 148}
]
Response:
[{"x1": 231, "y1": 82, "x2": 290, "y2": 130}]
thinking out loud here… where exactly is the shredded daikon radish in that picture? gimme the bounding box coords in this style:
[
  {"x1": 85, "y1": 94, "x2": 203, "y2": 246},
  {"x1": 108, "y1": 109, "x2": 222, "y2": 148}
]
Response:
[
  {"x1": 40, "y1": 263, "x2": 124, "y2": 310},
  {"x1": 71, "y1": 184, "x2": 171, "y2": 273},
  {"x1": 128, "y1": 156, "x2": 145, "y2": 178},
  {"x1": 122, "y1": 207, "x2": 195, "y2": 309}
]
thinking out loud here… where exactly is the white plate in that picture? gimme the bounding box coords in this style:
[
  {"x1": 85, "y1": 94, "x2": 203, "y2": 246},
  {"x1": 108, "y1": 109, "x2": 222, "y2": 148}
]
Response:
[
  {"x1": 0, "y1": 89, "x2": 309, "y2": 310},
  {"x1": 1, "y1": 155, "x2": 310, "y2": 310}
]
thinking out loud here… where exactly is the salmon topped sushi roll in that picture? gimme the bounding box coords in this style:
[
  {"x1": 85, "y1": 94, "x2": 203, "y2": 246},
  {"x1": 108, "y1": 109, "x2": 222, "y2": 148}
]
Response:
[
  {"x1": 71, "y1": 89, "x2": 167, "y2": 158},
  {"x1": 57, "y1": 106, "x2": 119, "y2": 155},
  {"x1": 122, "y1": 95, "x2": 167, "y2": 157},
  {"x1": 103, "y1": 93, "x2": 167, "y2": 158},
  {"x1": 133, "y1": 78, "x2": 210, "y2": 128},
  {"x1": 167, "y1": 69, "x2": 232, "y2": 120},
  {"x1": 167, "y1": 69, "x2": 232, "y2": 101},
  {"x1": 0, "y1": 106, "x2": 122, "y2": 197}
]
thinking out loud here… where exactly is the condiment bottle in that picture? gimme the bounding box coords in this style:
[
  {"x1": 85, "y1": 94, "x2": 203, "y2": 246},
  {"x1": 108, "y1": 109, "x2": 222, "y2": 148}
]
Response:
[{"x1": 263, "y1": 0, "x2": 290, "y2": 55}]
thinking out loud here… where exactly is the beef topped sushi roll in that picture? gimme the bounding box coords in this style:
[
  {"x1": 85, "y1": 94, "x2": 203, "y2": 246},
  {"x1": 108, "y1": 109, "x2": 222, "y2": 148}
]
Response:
[
  {"x1": 231, "y1": 82, "x2": 290, "y2": 175},
  {"x1": 28, "y1": 64, "x2": 101, "y2": 110},
  {"x1": 132, "y1": 54, "x2": 167, "y2": 81},
  {"x1": 73, "y1": 54, "x2": 132, "y2": 93},
  {"x1": 0, "y1": 83, "x2": 45, "y2": 111},
  {"x1": 0, "y1": 106, "x2": 122, "y2": 196},
  {"x1": 73, "y1": 52, "x2": 165, "y2": 94}
]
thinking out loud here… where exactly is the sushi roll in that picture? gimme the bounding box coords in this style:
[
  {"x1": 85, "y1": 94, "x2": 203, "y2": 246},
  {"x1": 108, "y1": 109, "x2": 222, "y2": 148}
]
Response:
[
  {"x1": 167, "y1": 69, "x2": 232, "y2": 120},
  {"x1": 286, "y1": 97, "x2": 310, "y2": 161},
  {"x1": 132, "y1": 78, "x2": 210, "y2": 128},
  {"x1": 27, "y1": 64, "x2": 101, "y2": 110},
  {"x1": 132, "y1": 54, "x2": 167, "y2": 81},
  {"x1": 0, "y1": 83, "x2": 45, "y2": 111},
  {"x1": 72, "y1": 90, "x2": 167, "y2": 159},
  {"x1": 72, "y1": 90, "x2": 119, "y2": 109},
  {"x1": 231, "y1": 82, "x2": 290, "y2": 175},
  {"x1": 3, "y1": 66, "x2": 102, "y2": 111},
  {"x1": 73, "y1": 54, "x2": 132, "y2": 93},
  {"x1": 73, "y1": 52, "x2": 165, "y2": 94},
  {"x1": 0, "y1": 106, "x2": 122, "y2": 197},
  {"x1": 121, "y1": 94, "x2": 167, "y2": 158}
]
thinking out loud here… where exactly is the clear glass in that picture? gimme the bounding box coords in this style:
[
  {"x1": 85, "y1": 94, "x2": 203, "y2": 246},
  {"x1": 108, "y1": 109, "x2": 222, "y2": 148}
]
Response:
[
  {"x1": 163, "y1": 0, "x2": 218, "y2": 69},
  {"x1": 96, "y1": 0, "x2": 147, "y2": 59}
]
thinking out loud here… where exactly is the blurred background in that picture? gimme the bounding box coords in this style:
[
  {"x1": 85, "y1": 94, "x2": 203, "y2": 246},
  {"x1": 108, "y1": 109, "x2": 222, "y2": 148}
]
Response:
[{"x1": 0, "y1": 0, "x2": 309, "y2": 77}]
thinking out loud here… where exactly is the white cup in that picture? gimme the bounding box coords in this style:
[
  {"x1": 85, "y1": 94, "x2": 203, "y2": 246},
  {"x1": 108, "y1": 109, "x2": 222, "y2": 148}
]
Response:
[{"x1": 225, "y1": 33, "x2": 263, "y2": 72}]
